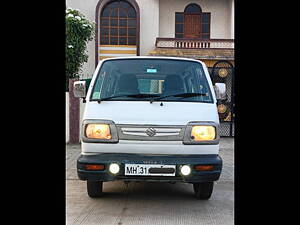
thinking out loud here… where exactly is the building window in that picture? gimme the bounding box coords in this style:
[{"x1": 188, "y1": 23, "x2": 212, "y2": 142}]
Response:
[
  {"x1": 100, "y1": 0, "x2": 137, "y2": 45},
  {"x1": 184, "y1": 3, "x2": 202, "y2": 14},
  {"x1": 175, "y1": 13, "x2": 184, "y2": 38},
  {"x1": 175, "y1": 3, "x2": 210, "y2": 39}
]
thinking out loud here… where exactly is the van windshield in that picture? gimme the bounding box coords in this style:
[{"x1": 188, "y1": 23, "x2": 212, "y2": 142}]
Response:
[{"x1": 90, "y1": 58, "x2": 213, "y2": 103}]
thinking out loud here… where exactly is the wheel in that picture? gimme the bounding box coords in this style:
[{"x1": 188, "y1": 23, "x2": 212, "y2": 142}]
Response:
[
  {"x1": 87, "y1": 181, "x2": 103, "y2": 198},
  {"x1": 193, "y1": 182, "x2": 214, "y2": 200}
]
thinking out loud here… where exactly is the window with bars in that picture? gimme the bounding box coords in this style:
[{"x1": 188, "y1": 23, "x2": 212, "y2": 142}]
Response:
[{"x1": 100, "y1": 0, "x2": 137, "y2": 45}]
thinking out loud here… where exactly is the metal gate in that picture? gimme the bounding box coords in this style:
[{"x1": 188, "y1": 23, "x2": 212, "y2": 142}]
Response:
[{"x1": 210, "y1": 60, "x2": 235, "y2": 137}]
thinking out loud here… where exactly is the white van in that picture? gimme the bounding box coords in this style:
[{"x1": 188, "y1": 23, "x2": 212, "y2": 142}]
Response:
[{"x1": 74, "y1": 56, "x2": 225, "y2": 200}]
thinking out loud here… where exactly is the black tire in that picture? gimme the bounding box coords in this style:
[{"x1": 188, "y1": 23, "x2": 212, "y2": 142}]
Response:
[
  {"x1": 87, "y1": 181, "x2": 103, "y2": 198},
  {"x1": 193, "y1": 182, "x2": 214, "y2": 200}
]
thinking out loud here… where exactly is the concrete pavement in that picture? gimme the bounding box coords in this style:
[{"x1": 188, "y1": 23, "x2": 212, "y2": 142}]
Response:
[{"x1": 66, "y1": 138, "x2": 234, "y2": 225}]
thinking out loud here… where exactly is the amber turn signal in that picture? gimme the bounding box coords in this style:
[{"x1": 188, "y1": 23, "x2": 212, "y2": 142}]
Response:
[
  {"x1": 85, "y1": 164, "x2": 105, "y2": 171},
  {"x1": 194, "y1": 165, "x2": 214, "y2": 171}
]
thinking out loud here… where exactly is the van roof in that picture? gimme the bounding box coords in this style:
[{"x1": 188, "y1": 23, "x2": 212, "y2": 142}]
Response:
[{"x1": 101, "y1": 56, "x2": 205, "y2": 65}]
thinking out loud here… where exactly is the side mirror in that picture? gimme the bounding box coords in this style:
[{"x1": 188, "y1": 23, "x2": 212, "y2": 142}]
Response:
[
  {"x1": 214, "y1": 83, "x2": 226, "y2": 100},
  {"x1": 73, "y1": 81, "x2": 86, "y2": 98}
]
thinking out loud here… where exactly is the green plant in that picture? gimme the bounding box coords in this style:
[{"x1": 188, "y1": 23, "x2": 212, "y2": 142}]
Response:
[{"x1": 66, "y1": 8, "x2": 95, "y2": 81}]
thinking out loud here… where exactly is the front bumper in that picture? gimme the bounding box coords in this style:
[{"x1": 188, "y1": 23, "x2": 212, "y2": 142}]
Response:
[{"x1": 77, "y1": 153, "x2": 222, "y2": 183}]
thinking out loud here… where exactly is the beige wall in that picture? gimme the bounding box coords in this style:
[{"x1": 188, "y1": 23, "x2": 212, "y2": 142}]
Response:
[
  {"x1": 159, "y1": 0, "x2": 233, "y2": 39},
  {"x1": 66, "y1": 0, "x2": 159, "y2": 75},
  {"x1": 66, "y1": 0, "x2": 98, "y2": 78},
  {"x1": 66, "y1": 0, "x2": 234, "y2": 74},
  {"x1": 66, "y1": 0, "x2": 234, "y2": 142},
  {"x1": 230, "y1": 0, "x2": 234, "y2": 39},
  {"x1": 138, "y1": 0, "x2": 159, "y2": 56},
  {"x1": 66, "y1": 92, "x2": 69, "y2": 143}
]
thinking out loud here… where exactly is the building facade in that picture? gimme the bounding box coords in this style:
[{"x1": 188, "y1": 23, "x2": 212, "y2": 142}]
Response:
[{"x1": 66, "y1": 0, "x2": 235, "y2": 142}]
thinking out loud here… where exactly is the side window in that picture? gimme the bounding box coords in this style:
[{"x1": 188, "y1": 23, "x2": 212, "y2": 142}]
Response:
[
  {"x1": 137, "y1": 79, "x2": 163, "y2": 94},
  {"x1": 150, "y1": 80, "x2": 161, "y2": 94}
]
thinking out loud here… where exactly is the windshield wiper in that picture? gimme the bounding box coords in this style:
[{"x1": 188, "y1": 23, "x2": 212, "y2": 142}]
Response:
[
  {"x1": 97, "y1": 93, "x2": 158, "y2": 103},
  {"x1": 150, "y1": 92, "x2": 208, "y2": 103}
]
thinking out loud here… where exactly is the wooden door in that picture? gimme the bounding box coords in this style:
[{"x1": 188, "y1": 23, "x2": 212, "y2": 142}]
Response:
[{"x1": 184, "y1": 14, "x2": 201, "y2": 38}]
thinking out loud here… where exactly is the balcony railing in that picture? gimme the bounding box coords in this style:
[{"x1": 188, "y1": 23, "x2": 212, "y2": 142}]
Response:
[{"x1": 155, "y1": 38, "x2": 234, "y2": 49}]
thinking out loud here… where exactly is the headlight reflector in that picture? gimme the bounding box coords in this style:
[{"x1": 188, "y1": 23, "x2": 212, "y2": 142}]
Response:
[
  {"x1": 85, "y1": 124, "x2": 112, "y2": 139},
  {"x1": 191, "y1": 126, "x2": 216, "y2": 141}
]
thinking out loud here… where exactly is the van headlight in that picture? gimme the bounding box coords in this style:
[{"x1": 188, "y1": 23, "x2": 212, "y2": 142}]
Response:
[
  {"x1": 85, "y1": 124, "x2": 112, "y2": 139},
  {"x1": 82, "y1": 120, "x2": 119, "y2": 143},
  {"x1": 191, "y1": 126, "x2": 216, "y2": 141},
  {"x1": 183, "y1": 122, "x2": 219, "y2": 145}
]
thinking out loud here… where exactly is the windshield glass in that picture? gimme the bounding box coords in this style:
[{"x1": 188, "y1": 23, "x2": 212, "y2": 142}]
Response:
[{"x1": 90, "y1": 58, "x2": 213, "y2": 103}]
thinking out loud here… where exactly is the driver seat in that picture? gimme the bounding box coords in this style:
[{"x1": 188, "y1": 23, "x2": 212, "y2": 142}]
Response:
[{"x1": 115, "y1": 74, "x2": 139, "y2": 95}]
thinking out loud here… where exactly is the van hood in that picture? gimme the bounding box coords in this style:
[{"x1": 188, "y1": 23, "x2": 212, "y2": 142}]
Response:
[{"x1": 84, "y1": 101, "x2": 219, "y2": 125}]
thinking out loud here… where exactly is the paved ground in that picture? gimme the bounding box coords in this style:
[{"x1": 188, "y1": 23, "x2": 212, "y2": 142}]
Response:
[{"x1": 66, "y1": 138, "x2": 234, "y2": 225}]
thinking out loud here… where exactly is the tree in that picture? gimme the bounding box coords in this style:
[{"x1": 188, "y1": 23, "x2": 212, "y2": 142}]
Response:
[
  {"x1": 66, "y1": 8, "x2": 95, "y2": 87},
  {"x1": 66, "y1": 8, "x2": 95, "y2": 143}
]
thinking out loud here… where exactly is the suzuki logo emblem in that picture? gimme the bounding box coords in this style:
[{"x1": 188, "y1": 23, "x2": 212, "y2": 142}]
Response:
[{"x1": 145, "y1": 128, "x2": 156, "y2": 137}]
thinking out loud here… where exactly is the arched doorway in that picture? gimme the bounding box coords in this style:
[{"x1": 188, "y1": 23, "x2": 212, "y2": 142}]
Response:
[
  {"x1": 95, "y1": 0, "x2": 140, "y2": 65},
  {"x1": 174, "y1": 3, "x2": 210, "y2": 39},
  {"x1": 183, "y1": 3, "x2": 202, "y2": 38}
]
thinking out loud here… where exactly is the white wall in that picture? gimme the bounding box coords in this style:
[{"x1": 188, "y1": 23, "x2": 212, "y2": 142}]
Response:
[
  {"x1": 159, "y1": 0, "x2": 232, "y2": 39},
  {"x1": 66, "y1": 0, "x2": 99, "y2": 76},
  {"x1": 66, "y1": 92, "x2": 69, "y2": 143},
  {"x1": 230, "y1": 0, "x2": 234, "y2": 39},
  {"x1": 137, "y1": 0, "x2": 160, "y2": 56},
  {"x1": 66, "y1": 0, "x2": 234, "y2": 72}
]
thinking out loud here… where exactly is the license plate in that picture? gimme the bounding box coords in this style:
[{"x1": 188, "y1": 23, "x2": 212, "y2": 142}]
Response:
[{"x1": 125, "y1": 164, "x2": 176, "y2": 176}]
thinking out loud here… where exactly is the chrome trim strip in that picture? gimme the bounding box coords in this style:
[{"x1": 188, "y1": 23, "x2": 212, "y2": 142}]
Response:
[
  {"x1": 121, "y1": 128, "x2": 181, "y2": 133},
  {"x1": 117, "y1": 124, "x2": 185, "y2": 141}
]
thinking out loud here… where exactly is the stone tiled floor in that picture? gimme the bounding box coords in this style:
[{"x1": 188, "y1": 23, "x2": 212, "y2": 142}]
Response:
[{"x1": 66, "y1": 138, "x2": 234, "y2": 225}]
